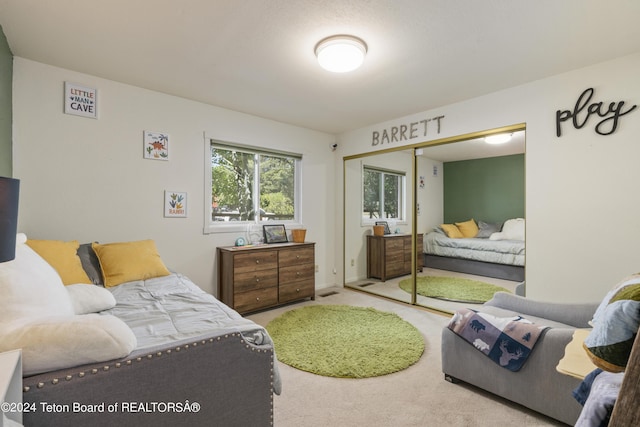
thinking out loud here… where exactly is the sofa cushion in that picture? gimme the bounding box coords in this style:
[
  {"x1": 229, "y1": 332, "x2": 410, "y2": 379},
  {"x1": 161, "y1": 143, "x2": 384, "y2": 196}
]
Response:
[
  {"x1": 477, "y1": 305, "x2": 579, "y2": 330},
  {"x1": 25, "y1": 239, "x2": 93, "y2": 285},
  {"x1": 0, "y1": 314, "x2": 136, "y2": 376},
  {"x1": 92, "y1": 240, "x2": 171, "y2": 287},
  {"x1": 0, "y1": 234, "x2": 74, "y2": 322},
  {"x1": 77, "y1": 243, "x2": 104, "y2": 286},
  {"x1": 490, "y1": 218, "x2": 525, "y2": 241},
  {"x1": 454, "y1": 219, "x2": 479, "y2": 238},
  {"x1": 440, "y1": 223, "x2": 463, "y2": 238},
  {"x1": 476, "y1": 221, "x2": 502, "y2": 238},
  {"x1": 583, "y1": 273, "x2": 640, "y2": 372},
  {"x1": 66, "y1": 284, "x2": 116, "y2": 315}
]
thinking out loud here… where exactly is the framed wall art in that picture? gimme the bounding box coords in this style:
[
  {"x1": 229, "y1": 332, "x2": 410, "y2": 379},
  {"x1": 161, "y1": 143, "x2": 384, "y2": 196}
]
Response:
[
  {"x1": 164, "y1": 191, "x2": 187, "y2": 218},
  {"x1": 64, "y1": 82, "x2": 98, "y2": 119},
  {"x1": 144, "y1": 131, "x2": 169, "y2": 160},
  {"x1": 263, "y1": 224, "x2": 288, "y2": 244}
]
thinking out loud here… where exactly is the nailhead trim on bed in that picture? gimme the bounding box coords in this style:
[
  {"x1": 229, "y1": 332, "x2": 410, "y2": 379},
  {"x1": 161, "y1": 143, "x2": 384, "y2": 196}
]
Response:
[{"x1": 23, "y1": 332, "x2": 275, "y2": 393}]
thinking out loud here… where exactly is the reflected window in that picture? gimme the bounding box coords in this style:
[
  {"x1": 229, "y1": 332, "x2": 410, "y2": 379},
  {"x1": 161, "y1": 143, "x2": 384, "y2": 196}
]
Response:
[{"x1": 362, "y1": 166, "x2": 405, "y2": 221}]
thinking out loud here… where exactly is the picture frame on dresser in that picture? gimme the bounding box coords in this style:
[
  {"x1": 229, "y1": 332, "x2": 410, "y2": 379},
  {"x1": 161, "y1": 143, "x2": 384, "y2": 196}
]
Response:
[{"x1": 263, "y1": 224, "x2": 287, "y2": 244}]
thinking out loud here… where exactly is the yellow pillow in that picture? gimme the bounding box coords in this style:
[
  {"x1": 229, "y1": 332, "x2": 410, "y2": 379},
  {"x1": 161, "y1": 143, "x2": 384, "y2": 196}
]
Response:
[
  {"x1": 440, "y1": 224, "x2": 464, "y2": 238},
  {"x1": 455, "y1": 219, "x2": 479, "y2": 238},
  {"x1": 25, "y1": 239, "x2": 93, "y2": 285},
  {"x1": 92, "y1": 240, "x2": 171, "y2": 288}
]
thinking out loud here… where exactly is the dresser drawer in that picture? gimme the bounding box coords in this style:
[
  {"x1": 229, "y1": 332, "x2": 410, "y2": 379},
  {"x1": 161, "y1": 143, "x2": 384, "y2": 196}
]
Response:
[
  {"x1": 234, "y1": 250, "x2": 278, "y2": 273},
  {"x1": 386, "y1": 262, "x2": 405, "y2": 277},
  {"x1": 279, "y1": 279, "x2": 315, "y2": 303},
  {"x1": 234, "y1": 287, "x2": 278, "y2": 313},
  {"x1": 234, "y1": 269, "x2": 278, "y2": 293},
  {"x1": 279, "y1": 263, "x2": 315, "y2": 285},
  {"x1": 279, "y1": 246, "x2": 314, "y2": 267},
  {"x1": 385, "y1": 239, "x2": 404, "y2": 251}
]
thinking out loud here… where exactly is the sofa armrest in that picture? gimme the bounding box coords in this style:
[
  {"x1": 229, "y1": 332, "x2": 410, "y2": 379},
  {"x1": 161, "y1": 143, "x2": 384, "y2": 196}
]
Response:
[
  {"x1": 485, "y1": 292, "x2": 599, "y2": 328},
  {"x1": 23, "y1": 332, "x2": 275, "y2": 427},
  {"x1": 442, "y1": 325, "x2": 585, "y2": 425}
]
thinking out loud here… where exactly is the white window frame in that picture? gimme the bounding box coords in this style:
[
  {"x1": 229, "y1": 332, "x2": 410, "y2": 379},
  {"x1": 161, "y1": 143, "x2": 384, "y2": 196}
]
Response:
[
  {"x1": 361, "y1": 164, "x2": 406, "y2": 226},
  {"x1": 203, "y1": 136, "x2": 303, "y2": 234}
]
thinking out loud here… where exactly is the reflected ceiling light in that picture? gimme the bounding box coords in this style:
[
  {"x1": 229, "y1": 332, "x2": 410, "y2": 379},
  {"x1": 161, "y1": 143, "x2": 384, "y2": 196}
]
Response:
[
  {"x1": 484, "y1": 133, "x2": 512, "y2": 145},
  {"x1": 315, "y1": 35, "x2": 367, "y2": 73}
]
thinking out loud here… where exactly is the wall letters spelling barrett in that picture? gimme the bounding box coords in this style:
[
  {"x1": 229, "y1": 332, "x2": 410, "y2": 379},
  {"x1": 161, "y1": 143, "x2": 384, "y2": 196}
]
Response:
[
  {"x1": 556, "y1": 87, "x2": 637, "y2": 137},
  {"x1": 372, "y1": 115, "x2": 444, "y2": 146}
]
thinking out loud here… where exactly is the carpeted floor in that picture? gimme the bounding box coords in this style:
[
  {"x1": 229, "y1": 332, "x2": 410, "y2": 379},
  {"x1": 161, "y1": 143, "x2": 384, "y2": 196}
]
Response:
[
  {"x1": 266, "y1": 305, "x2": 424, "y2": 378},
  {"x1": 398, "y1": 275, "x2": 511, "y2": 303},
  {"x1": 247, "y1": 287, "x2": 564, "y2": 427},
  {"x1": 348, "y1": 268, "x2": 521, "y2": 314}
]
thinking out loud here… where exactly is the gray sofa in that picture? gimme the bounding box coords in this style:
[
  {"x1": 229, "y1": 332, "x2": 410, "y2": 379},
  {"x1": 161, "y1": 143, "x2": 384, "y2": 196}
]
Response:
[{"x1": 441, "y1": 292, "x2": 599, "y2": 425}]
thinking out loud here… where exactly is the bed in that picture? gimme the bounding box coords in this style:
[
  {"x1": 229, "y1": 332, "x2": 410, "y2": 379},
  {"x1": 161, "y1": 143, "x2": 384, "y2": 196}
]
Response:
[
  {"x1": 0, "y1": 235, "x2": 279, "y2": 427},
  {"x1": 423, "y1": 218, "x2": 525, "y2": 282}
]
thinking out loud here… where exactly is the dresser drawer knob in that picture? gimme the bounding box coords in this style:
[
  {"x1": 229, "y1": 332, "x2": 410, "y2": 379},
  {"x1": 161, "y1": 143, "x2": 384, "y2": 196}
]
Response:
[
  {"x1": 296, "y1": 271, "x2": 301, "y2": 276},
  {"x1": 255, "y1": 277, "x2": 260, "y2": 282},
  {"x1": 256, "y1": 297, "x2": 260, "y2": 301},
  {"x1": 296, "y1": 255, "x2": 300, "y2": 259},
  {"x1": 256, "y1": 259, "x2": 260, "y2": 264},
  {"x1": 296, "y1": 288, "x2": 300, "y2": 293}
]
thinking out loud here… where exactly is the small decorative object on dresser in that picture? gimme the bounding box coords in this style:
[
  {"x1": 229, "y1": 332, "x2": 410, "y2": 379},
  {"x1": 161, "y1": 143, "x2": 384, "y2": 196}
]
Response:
[
  {"x1": 263, "y1": 224, "x2": 287, "y2": 244},
  {"x1": 375, "y1": 221, "x2": 391, "y2": 235},
  {"x1": 218, "y1": 242, "x2": 316, "y2": 314},
  {"x1": 291, "y1": 228, "x2": 306, "y2": 243}
]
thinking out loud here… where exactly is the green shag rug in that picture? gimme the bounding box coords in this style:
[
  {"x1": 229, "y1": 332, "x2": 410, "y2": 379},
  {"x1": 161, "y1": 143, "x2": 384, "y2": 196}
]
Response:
[
  {"x1": 266, "y1": 305, "x2": 425, "y2": 378},
  {"x1": 399, "y1": 276, "x2": 511, "y2": 303}
]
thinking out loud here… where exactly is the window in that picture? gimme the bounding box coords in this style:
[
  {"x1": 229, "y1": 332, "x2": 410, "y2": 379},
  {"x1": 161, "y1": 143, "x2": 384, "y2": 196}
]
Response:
[
  {"x1": 206, "y1": 141, "x2": 301, "y2": 231},
  {"x1": 362, "y1": 166, "x2": 405, "y2": 222}
]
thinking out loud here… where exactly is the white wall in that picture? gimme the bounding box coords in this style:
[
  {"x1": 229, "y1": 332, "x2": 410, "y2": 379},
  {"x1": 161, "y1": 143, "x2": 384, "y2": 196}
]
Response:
[
  {"x1": 12, "y1": 58, "x2": 338, "y2": 296},
  {"x1": 336, "y1": 53, "x2": 640, "y2": 303},
  {"x1": 416, "y1": 156, "x2": 444, "y2": 233}
]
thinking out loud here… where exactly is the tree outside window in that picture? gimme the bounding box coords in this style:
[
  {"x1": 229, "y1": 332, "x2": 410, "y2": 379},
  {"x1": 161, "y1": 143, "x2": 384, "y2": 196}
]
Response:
[
  {"x1": 362, "y1": 166, "x2": 405, "y2": 221},
  {"x1": 210, "y1": 143, "x2": 298, "y2": 223}
]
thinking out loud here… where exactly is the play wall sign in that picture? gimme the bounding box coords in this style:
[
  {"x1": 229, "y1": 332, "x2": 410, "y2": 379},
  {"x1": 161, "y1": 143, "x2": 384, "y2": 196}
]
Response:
[
  {"x1": 64, "y1": 82, "x2": 98, "y2": 119},
  {"x1": 556, "y1": 87, "x2": 636, "y2": 137}
]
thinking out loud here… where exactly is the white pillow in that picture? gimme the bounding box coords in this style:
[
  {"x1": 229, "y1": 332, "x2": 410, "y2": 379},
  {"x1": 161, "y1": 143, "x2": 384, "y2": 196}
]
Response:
[
  {"x1": 0, "y1": 233, "x2": 73, "y2": 323},
  {"x1": 66, "y1": 284, "x2": 117, "y2": 315},
  {"x1": 489, "y1": 218, "x2": 525, "y2": 241},
  {"x1": 0, "y1": 314, "x2": 137, "y2": 376}
]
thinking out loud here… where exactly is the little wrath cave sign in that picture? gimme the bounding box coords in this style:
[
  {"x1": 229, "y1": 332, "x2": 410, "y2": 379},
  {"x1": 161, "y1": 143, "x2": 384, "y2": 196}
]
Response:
[{"x1": 556, "y1": 87, "x2": 637, "y2": 137}]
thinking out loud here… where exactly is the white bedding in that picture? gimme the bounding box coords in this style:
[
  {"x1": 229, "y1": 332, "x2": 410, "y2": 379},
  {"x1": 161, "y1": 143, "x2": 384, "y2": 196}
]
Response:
[
  {"x1": 101, "y1": 272, "x2": 271, "y2": 350},
  {"x1": 423, "y1": 231, "x2": 525, "y2": 266},
  {"x1": 100, "y1": 272, "x2": 281, "y2": 393}
]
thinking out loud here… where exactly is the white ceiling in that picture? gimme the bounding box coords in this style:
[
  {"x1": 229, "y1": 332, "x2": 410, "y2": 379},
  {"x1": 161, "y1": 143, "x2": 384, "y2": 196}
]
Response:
[
  {"x1": 418, "y1": 131, "x2": 525, "y2": 162},
  {"x1": 1, "y1": 0, "x2": 639, "y2": 135}
]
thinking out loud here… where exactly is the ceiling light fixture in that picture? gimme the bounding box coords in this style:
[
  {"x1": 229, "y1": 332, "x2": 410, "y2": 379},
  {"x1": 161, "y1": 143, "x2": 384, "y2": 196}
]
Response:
[
  {"x1": 315, "y1": 35, "x2": 367, "y2": 73},
  {"x1": 484, "y1": 133, "x2": 512, "y2": 145}
]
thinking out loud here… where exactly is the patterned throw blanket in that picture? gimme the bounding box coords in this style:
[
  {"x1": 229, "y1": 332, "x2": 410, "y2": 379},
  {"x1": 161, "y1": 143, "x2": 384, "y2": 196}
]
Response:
[{"x1": 448, "y1": 308, "x2": 549, "y2": 371}]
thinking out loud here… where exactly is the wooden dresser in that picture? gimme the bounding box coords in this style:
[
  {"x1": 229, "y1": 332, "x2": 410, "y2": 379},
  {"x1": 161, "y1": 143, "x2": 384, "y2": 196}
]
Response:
[
  {"x1": 218, "y1": 242, "x2": 315, "y2": 314},
  {"x1": 366, "y1": 234, "x2": 423, "y2": 281}
]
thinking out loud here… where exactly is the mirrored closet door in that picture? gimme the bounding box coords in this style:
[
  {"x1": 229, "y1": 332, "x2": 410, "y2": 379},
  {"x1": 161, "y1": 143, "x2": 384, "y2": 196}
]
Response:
[{"x1": 344, "y1": 125, "x2": 526, "y2": 314}]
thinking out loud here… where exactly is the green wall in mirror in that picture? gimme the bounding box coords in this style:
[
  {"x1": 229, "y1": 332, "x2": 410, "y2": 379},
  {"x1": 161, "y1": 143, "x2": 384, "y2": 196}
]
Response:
[{"x1": 443, "y1": 154, "x2": 524, "y2": 224}]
